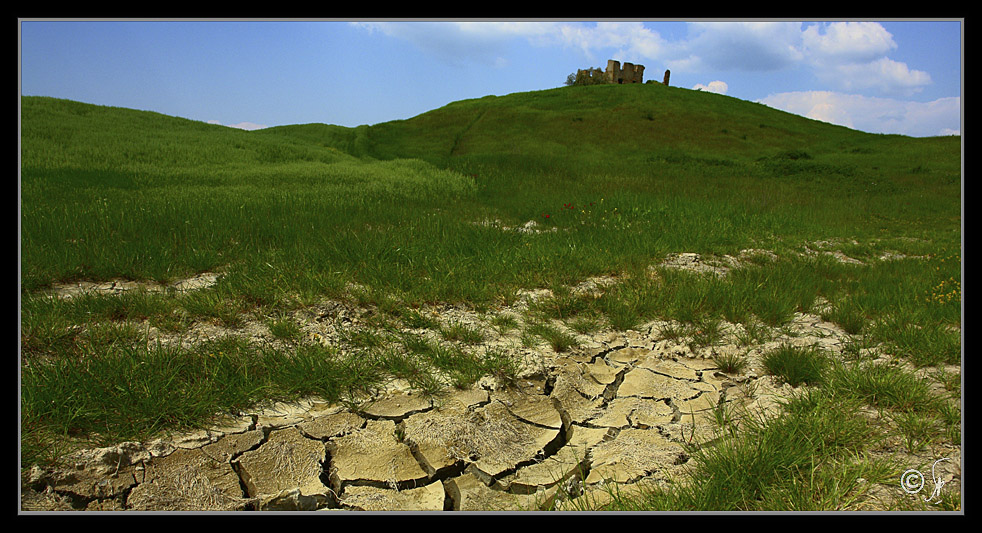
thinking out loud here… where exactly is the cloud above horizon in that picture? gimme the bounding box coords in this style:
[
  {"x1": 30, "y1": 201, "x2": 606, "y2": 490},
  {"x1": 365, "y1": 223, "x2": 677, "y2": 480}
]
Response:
[
  {"x1": 693, "y1": 80, "x2": 729, "y2": 95},
  {"x1": 556, "y1": 21, "x2": 932, "y2": 97},
  {"x1": 208, "y1": 119, "x2": 267, "y2": 131},
  {"x1": 350, "y1": 21, "x2": 956, "y2": 137},
  {"x1": 351, "y1": 21, "x2": 555, "y2": 68},
  {"x1": 800, "y1": 23, "x2": 931, "y2": 97},
  {"x1": 757, "y1": 91, "x2": 959, "y2": 137},
  {"x1": 352, "y1": 21, "x2": 937, "y2": 96},
  {"x1": 673, "y1": 22, "x2": 806, "y2": 72}
]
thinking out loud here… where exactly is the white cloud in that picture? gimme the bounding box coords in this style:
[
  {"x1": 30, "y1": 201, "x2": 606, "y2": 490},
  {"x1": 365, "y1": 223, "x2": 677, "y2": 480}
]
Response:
[
  {"x1": 351, "y1": 20, "x2": 943, "y2": 101},
  {"x1": 659, "y1": 22, "x2": 931, "y2": 98},
  {"x1": 354, "y1": 20, "x2": 556, "y2": 41},
  {"x1": 693, "y1": 80, "x2": 728, "y2": 94},
  {"x1": 229, "y1": 122, "x2": 267, "y2": 131},
  {"x1": 821, "y1": 57, "x2": 932, "y2": 96},
  {"x1": 677, "y1": 22, "x2": 805, "y2": 72},
  {"x1": 453, "y1": 21, "x2": 558, "y2": 39},
  {"x1": 350, "y1": 21, "x2": 553, "y2": 67},
  {"x1": 552, "y1": 21, "x2": 670, "y2": 63},
  {"x1": 353, "y1": 21, "x2": 670, "y2": 68},
  {"x1": 757, "y1": 91, "x2": 960, "y2": 137},
  {"x1": 672, "y1": 21, "x2": 930, "y2": 97},
  {"x1": 208, "y1": 119, "x2": 267, "y2": 131},
  {"x1": 801, "y1": 22, "x2": 897, "y2": 63},
  {"x1": 801, "y1": 22, "x2": 930, "y2": 97}
]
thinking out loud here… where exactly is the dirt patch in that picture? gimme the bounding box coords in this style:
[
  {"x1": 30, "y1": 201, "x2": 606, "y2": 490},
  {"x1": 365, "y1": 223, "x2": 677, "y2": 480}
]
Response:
[
  {"x1": 655, "y1": 249, "x2": 779, "y2": 277},
  {"x1": 49, "y1": 271, "x2": 222, "y2": 299}
]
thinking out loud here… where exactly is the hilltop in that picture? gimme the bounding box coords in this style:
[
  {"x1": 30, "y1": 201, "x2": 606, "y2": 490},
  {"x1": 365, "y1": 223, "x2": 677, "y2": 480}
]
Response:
[
  {"x1": 23, "y1": 84, "x2": 958, "y2": 178},
  {"x1": 261, "y1": 82, "x2": 882, "y2": 164}
]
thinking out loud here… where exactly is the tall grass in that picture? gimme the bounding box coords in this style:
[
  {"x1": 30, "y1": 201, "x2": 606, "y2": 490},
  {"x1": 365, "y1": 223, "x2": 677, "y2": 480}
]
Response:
[
  {"x1": 21, "y1": 335, "x2": 381, "y2": 443},
  {"x1": 20, "y1": 90, "x2": 960, "y2": 494},
  {"x1": 22, "y1": 92, "x2": 960, "y2": 309},
  {"x1": 593, "y1": 389, "x2": 883, "y2": 511}
]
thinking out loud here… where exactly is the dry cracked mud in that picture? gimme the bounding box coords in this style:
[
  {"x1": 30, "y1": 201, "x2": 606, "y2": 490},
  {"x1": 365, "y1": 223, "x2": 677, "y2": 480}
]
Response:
[
  {"x1": 18, "y1": 337, "x2": 754, "y2": 511},
  {"x1": 22, "y1": 251, "x2": 961, "y2": 512}
]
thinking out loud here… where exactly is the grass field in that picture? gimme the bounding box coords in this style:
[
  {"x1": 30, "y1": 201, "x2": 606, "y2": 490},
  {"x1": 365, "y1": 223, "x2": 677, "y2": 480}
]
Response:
[{"x1": 20, "y1": 83, "x2": 961, "y2": 510}]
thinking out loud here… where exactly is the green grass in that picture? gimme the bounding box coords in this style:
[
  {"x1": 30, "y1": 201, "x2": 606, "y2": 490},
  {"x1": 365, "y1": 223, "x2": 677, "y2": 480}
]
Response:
[
  {"x1": 524, "y1": 322, "x2": 580, "y2": 353},
  {"x1": 572, "y1": 354, "x2": 961, "y2": 511},
  {"x1": 871, "y1": 315, "x2": 961, "y2": 367},
  {"x1": 711, "y1": 350, "x2": 748, "y2": 375},
  {"x1": 585, "y1": 389, "x2": 885, "y2": 511},
  {"x1": 21, "y1": 335, "x2": 382, "y2": 446},
  {"x1": 401, "y1": 308, "x2": 442, "y2": 330},
  {"x1": 825, "y1": 360, "x2": 937, "y2": 412},
  {"x1": 528, "y1": 285, "x2": 597, "y2": 321},
  {"x1": 762, "y1": 344, "x2": 830, "y2": 387},
  {"x1": 438, "y1": 319, "x2": 487, "y2": 344},
  {"x1": 20, "y1": 89, "x2": 960, "y2": 509},
  {"x1": 388, "y1": 335, "x2": 517, "y2": 391},
  {"x1": 489, "y1": 312, "x2": 521, "y2": 335},
  {"x1": 689, "y1": 316, "x2": 727, "y2": 349},
  {"x1": 567, "y1": 315, "x2": 602, "y2": 335},
  {"x1": 266, "y1": 312, "x2": 302, "y2": 342},
  {"x1": 734, "y1": 317, "x2": 773, "y2": 347}
]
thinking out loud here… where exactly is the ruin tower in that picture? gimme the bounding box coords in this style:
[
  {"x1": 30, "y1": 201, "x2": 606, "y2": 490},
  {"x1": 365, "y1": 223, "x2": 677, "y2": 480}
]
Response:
[
  {"x1": 604, "y1": 60, "x2": 645, "y2": 84},
  {"x1": 622, "y1": 62, "x2": 644, "y2": 83},
  {"x1": 605, "y1": 60, "x2": 620, "y2": 84}
]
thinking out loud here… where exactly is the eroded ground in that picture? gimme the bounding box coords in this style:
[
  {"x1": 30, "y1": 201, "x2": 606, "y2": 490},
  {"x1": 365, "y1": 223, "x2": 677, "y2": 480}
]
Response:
[{"x1": 21, "y1": 246, "x2": 961, "y2": 512}]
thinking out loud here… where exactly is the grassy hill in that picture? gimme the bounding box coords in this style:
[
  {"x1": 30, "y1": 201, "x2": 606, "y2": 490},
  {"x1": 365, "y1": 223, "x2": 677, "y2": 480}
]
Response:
[
  {"x1": 19, "y1": 87, "x2": 961, "y2": 510},
  {"x1": 20, "y1": 88, "x2": 961, "y2": 372},
  {"x1": 259, "y1": 83, "x2": 960, "y2": 236},
  {"x1": 263, "y1": 83, "x2": 870, "y2": 163},
  {"x1": 21, "y1": 87, "x2": 960, "y2": 300},
  {"x1": 261, "y1": 82, "x2": 957, "y2": 175}
]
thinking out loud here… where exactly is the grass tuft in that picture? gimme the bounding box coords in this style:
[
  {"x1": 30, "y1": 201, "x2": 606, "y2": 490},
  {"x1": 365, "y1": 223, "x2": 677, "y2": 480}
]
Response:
[{"x1": 762, "y1": 344, "x2": 829, "y2": 387}]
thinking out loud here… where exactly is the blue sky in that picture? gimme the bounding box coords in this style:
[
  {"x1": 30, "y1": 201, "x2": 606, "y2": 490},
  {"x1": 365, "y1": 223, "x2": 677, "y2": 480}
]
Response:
[{"x1": 19, "y1": 19, "x2": 962, "y2": 137}]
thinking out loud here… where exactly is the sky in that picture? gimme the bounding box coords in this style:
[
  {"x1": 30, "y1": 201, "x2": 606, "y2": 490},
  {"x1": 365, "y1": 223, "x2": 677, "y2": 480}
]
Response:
[{"x1": 19, "y1": 19, "x2": 962, "y2": 137}]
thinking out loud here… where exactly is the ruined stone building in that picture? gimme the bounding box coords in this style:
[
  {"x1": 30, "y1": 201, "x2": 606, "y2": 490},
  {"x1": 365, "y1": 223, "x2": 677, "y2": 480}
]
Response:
[
  {"x1": 605, "y1": 59, "x2": 644, "y2": 84},
  {"x1": 574, "y1": 67, "x2": 606, "y2": 85},
  {"x1": 575, "y1": 59, "x2": 644, "y2": 85},
  {"x1": 574, "y1": 60, "x2": 669, "y2": 86}
]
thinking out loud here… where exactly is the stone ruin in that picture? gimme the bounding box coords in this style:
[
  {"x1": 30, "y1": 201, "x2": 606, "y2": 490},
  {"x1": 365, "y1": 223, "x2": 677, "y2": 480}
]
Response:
[
  {"x1": 574, "y1": 67, "x2": 605, "y2": 85},
  {"x1": 574, "y1": 60, "x2": 670, "y2": 87},
  {"x1": 605, "y1": 59, "x2": 644, "y2": 84}
]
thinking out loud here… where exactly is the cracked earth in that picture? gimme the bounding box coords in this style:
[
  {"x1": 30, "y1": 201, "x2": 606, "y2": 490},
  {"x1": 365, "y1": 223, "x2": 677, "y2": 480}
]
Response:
[{"x1": 21, "y1": 247, "x2": 961, "y2": 512}]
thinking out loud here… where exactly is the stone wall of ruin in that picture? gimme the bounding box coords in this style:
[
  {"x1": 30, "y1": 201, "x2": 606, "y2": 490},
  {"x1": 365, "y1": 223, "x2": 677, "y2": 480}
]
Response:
[
  {"x1": 605, "y1": 60, "x2": 644, "y2": 84},
  {"x1": 572, "y1": 60, "x2": 673, "y2": 87},
  {"x1": 575, "y1": 67, "x2": 605, "y2": 85}
]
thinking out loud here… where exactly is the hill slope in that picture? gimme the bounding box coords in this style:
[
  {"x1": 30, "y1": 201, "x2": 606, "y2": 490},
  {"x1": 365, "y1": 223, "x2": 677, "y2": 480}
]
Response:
[
  {"x1": 23, "y1": 86, "x2": 959, "y2": 180},
  {"x1": 20, "y1": 96, "x2": 360, "y2": 173},
  {"x1": 257, "y1": 83, "x2": 959, "y2": 216},
  {"x1": 19, "y1": 90, "x2": 962, "y2": 513},
  {"x1": 20, "y1": 89, "x2": 960, "y2": 297},
  {"x1": 260, "y1": 82, "x2": 890, "y2": 164}
]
